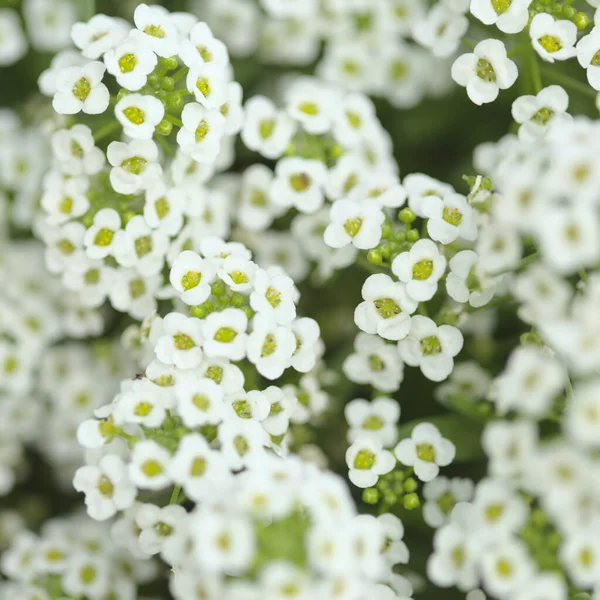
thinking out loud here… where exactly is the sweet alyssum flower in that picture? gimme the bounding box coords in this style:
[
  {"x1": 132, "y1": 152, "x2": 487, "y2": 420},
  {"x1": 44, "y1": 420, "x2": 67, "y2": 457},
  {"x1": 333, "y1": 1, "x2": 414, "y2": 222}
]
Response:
[
  {"x1": 354, "y1": 273, "x2": 418, "y2": 341},
  {"x1": 446, "y1": 250, "x2": 495, "y2": 308},
  {"x1": 324, "y1": 199, "x2": 385, "y2": 250},
  {"x1": 0, "y1": 9, "x2": 27, "y2": 66},
  {"x1": 246, "y1": 313, "x2": 295, "y2": 380},
  {"x1": 51, "y1": 124, "x2": 105, "y2": 176},
  {"x1": 451, "y1": 39, "x2": 518, "y2": 105},
  {"x1": 529, "y1": 14, "x2": 577, "y2": 63},
  {"x1": 346, "y1": 438, "x2": 396, "y2": 488},
  {"x1": 176, "y1": 101, "x2": 226, "y2": 164},
  {"x1": 345, "y1": 396, "x2": 400, "y2": 447},
  {"x1": 412, "y1": 4, "x2": 469, "y2": 58},
  {"x1": 576, "y1": 26, "x2": 600, "y2": 90},
  {"x1": 469, "y1": 0, "x2": 533, "y2": 34},
  {"x1": 83, "y1": 208, "x2": 121, "y2": 260},
  {"x1": 202, "y1": 308, "x2": 249, "y2": 361},
  {"x1": 179, "y1": 21, "x2": 230, "y2": 68},
  {"x1": 104, "y1": 38, "x2": 158, "y2": 91},
  {"x1": 114, "y1": 93, "x2": 165, "y2": 140},
  {"x1": 131, "y1": 3, "x2": 178, "y2": 58},
  {"x1": 107, "y1": 139, "x2": 162, "y2": 195},
  {"x1": 154, "y1": 312, "x2": 204, "y2": 369},
  {"x1": 52, "y1": 60, "x2": 110, "y2": 115},
  {"x1": 423, "y1": 193, "x2": 478, "y2": 245},
  {"x1": 395, "y1": 423, "x2": 456, "y2": 482},
  {"x1": 70, "y1": 13, "x2": 129, "y2": 59}
]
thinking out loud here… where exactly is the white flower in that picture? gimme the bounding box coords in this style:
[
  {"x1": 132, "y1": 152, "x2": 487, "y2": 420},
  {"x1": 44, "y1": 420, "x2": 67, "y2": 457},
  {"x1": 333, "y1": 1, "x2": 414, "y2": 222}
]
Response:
[
  {"x1": 394, "y1": 422, "x2": 456, "y2": 482},
  {"x1": 345, "y1": 438, "x2": 396, "y2": 488},
  {"x1": 490, "y1": 345, "x2": 565, "y2": 417},
  {"x1": 566, "y1": 379, "x2": 600, "y2": 448},
  {"x1": 404, "y1": 173, "x2": 455, "y2": 218},
  {"x1": 446, "y1": 250, "x2": 495, "y2": 308},
  {"x1": 218, "y1": 256, "x2": 258, "y2": 293},
  {"x1": 24, "y1": 0, "x2": 76, "y2": 52},
  {"x1": 167, "y1": 433, "x2": 230, "y2": 501},
  {"x1": 354, "y1": 274, "x2": 418, "y2": 341},
  {"x1": 345, "y1": 397, "x2": 400, "y2": 447},
  {"x1": 63, "y1": 258, "x2": 114, "y2": 308},
  {"x1": 169, "y1": 250, "x2": 216, "y2": 306},
  {"x1": 247, "y1": 313, "x2": 296, "y2": 380},
  {"x1": 73, "y1": 455, "x2": 137, "y2": 521},
  {"x1": 378, "y1": 513, "x2": 409, "y2": 567},
  {"x1": 220, "y1": 81, "x2": 244, "y2": 135},
  {"x1": 155, "y1": 312, "x2": 204, "y2": 369},
  {"x1": 115, "y1": 94, "x2": 165, "y2": 140},
  {"x1": 343, "y1": 333, "x2": 404, "y2": 393},
  {"x1": 179, "y1": 21, "x2": 229, "y2": 68},
  {"x1": 514, "y1": 573, "x2": 568, "y2": 600},
  {"x1": 107, "y1": 139, "x2": 161, "y2": 195},
  {"x1": 176, "y1": 102, "x2": 226, "y2": 163},
  {"x1": 348, "y1": 172, "x2": 407, "y2": 210},
  {"x1": 423, "y1": 193, "x2": 477, "y2": 245},
  {"x1": 423, "y1": 477, "x2": 475, "y2": 528},
  {"x1": 143, "y1": 184, "x2": 185, "y2": 235},
  {"x1": 413, "y1": 4, "x2": 469, "y2": 58},
  {"x1": 0, "y1": 10, "x2": 27, "y2": 66},
  {"x1": 331, "y1": 93, "x2": 377, "y2": 149},
  {"x1": 129, "y1": 439, "x2": 172, "y2": 490},
  {"x1": 202, "y1": 308, "x2": 248, "y2": 361},
  {"x1": 391, "y1": 239, "x2": 447, "y2": 302},
  {"x1": 238, "y1": 164, "x2": 282, "y2": 232},
  {"x1": 71, "y1": 14, "x2": 129, "y2": 59},
  {"x1": 511, "y1": 86, "x2": 571, "y2": 141},
  {"x1": 324, "y1": 199, "x2": 385, "y2": 250},
  {"x1": 577, "y1": 26, "x2": 600, "y2": 90},
  {"x1": 470, "y1": 0, "x2": 532, "y2": 34},
  {"x1": 109, "y1": 268, "x2": 160, "y2": 319},
  {"x1": 186, "y1": 62, "x2": 229, "y2": 109},
  {"x1": 218, "y1": 418, "x2": 269, "y2": 470},
  {"x1": 284, "y1": 78, "x2": 337, "y2": 135},
  {"x1": 112, "y1": 377, "x2": 167, "y2": 428},
  {"x1": 175, "y1": 376, "x2": 225, "y2": 427},
  {"x1": 51, "y1": 124, "x2": 105, "y2": 176},
  {"x1": 451, "y1": 39, "x2": 518, "y2": 105},
  {"x1": 135, "y1": 502, "x2": 187, "y2": 558},
  {"x1": 41, "y1": 174, "x2": 90, "y2": 225},
  {"x1": 62, "y1": 554, "x2": 111, "y2": 600},
  {"x1": 241, "y1": 96, "x2": 297, "y2": 159},
  {"x1": 83, "y1": 208, "x2": 121, "y2": 260},
  {"x1": 52, "y1": 61, "x2": 110, "y2": 115},
  {"x1": 530, "y1": 14, "x2": 577, "y2": 63},
  {"x1": 132, "y1": 3, "x2": 178, "y2": 58},
  {"x1": 290, "y1": 318, "x2": 321, "y2": 373},
  {"x1": 270, "y1": 157, "x2": 328, "y2": 214},
  {"x1": 104, "y1": 38, "x2": 158, "y2": 91},
  {"x1": 250, "y1": 268, "x2": 297, "y2": 325},
  {"x1": 560, "y1": 528, "x2": 600, "y2": 588},
  {"x1": 480, "y1": 539, "x2": 535, "y2": 598},
  {"x1": 261, "y1": 385, "x2": 297, "y2": 436},
  {"x1": 112, "y1": 215, "x2": 168, "y2": 276}
]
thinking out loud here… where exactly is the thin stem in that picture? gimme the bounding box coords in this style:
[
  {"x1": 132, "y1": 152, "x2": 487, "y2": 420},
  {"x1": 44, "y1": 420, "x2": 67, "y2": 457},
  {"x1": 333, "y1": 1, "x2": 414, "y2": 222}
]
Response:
[
  {"x1": 164, "y1": 114, "x2": 183, "y2": 127},
  {"x1": 491, "y1": 252, "x2": 539, "y2": 277},
  {"x1": 80, "y1": 0, "x2": 95, "y2": 21},
  {"x1": 507, "y1": 41, "x2": 530, "y2": 59},
  {"x1": 156, "y1": 134, "x2": 176, "y2": 157},
  {"x1": 460, "y1": 38, "x2": 478, "y2": 50},
  {"x1": 93, "y1": 120, "x2": 121, "y2": 143},
  {"x1": 172, "y1": 66, "x2": 189, "y2": 83},
  {"x1": 169, "y1": 485, "x2": 181, "y2": 505},
  {"x1": 540, "y1": 67, "x2": 596, "y2": 99},
  {"x1": 528, "y1": 47, "x2": 543, "y2": 94}
]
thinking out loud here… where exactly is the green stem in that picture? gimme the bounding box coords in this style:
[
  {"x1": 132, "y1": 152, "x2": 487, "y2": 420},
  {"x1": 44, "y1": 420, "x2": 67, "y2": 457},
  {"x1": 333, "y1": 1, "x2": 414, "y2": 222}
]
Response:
[
  {"x1": 169, "y1": 485, "x2": 181, "y2": 505},
  {"x1": 508, "y1": 41, "x2": 530, "y2": 59},
  {"x1": 164, "y1": 114, "x2": 183, "y2": 127},
  {"x1": 491, "y1": 252, "x2": 539, "y2": 277},
  {"x1": 155, "y1": 134, "x2": 176, "y2": 157},
  {"x1": 528, "y1": 48, "x2": 543, "y2": 94},
  {"x1": 540, "y1": 67, "x2": 596, "y2": 99},
  {"x1": 460, "y1": 38, "x2": 478, "y2": 50},
  {"x1": 93, "y1": 120, "x2": 121, "y2": 143},
  {"x1": 417, "y1": 303, "x2": 429, "y2": 317},
  {"x1": 80, "y1": 0, "x2": 95, "y2": 21},
  {"x1": 172, "y1": 66, "x2": 189, "y2": 83}
]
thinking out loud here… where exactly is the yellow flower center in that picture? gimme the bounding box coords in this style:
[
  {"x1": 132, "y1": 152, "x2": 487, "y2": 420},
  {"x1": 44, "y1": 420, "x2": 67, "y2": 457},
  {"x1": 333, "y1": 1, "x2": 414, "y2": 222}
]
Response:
[
  {"x1": 192, "y1": 394, "x2": 210, "y2": 410},
  {"x1": 96, "y1": 475, "x2": 114, "y2": 497},
  {"x1": 374, "y1": 297, "x2": 401, "y2": 319},
  {"x1": 491, "y1": 0, "x2": 512, "y2": 15},
  {"x1": 58, "y1": 196, "x2": 73, "y2": 214},
  {"x1": 538, "y1": 35, "x2": 562, "y2": 53},
  {"x1": 144, "y1": 24, "x2": 166, "y2": 38},
  {"x1": 173, "y1": 333, "x2": 195, "y2": 350},
  {"x1": 475, "y1": 58, "x2": 496, "y2": 83},
  {"x1": 298, "y1": 102, "x2": 319, "y2": 115},
  {"x1": 259, "y1": 118, "x2": 276, "y2": 139},
  {"x1": 214, "y1": 327, "x2": 238, "y2": 343},
  {"x1": 195, "y1": 120, "x2": 209, "y2": 142},
  {"x1": 290, "y1": 173, "x2": 311, "y2": 192},
  {"x1": 123, "y1": 106, "x2": 146, "y2": 125},
  {"x1": 353, "y1": 449, "x2": 375, "y2": 470},
  {"x1": 118, "y1": 52, "x2": 137, "y2": 73},
  {"x1": 72, "y1": 77, "x2": 91, "y2": 102},
  {"x1": 266, "y1": 287, "x2": 282, "y2": 308},
  {"x1": 442, "y1": 207, "x2": 463, "y2": 226},
  {"x1": 261, "y1": 333, "x2": 277, "y2": 357},
  {"x1": 416, "y1": 442, "x2": 436, "y2": 462},
  {"x1": 343, "y1": 217, "x2": 363, "y2": 238},
  {"x1": 94, "y1": 228, "x2": 114, "y2": 247},
  {"x1": 121, "y1": 156, "x2": 147, "y2": 175},
  {"x1": 196, "y1": 78, "x2": 211, "y2": 97},
  {"x1": 141, "y1": 460, "x2": 164, "y2": 477},
  {"x1": 181, "y1": 270, "x2": 201, "y2": 290},
  {"x1": 412, "y1": 259, "x2": 433, "y2": 280},
  {"x1": 420, "y1": 335, "x2": 442, "y2": 356}
]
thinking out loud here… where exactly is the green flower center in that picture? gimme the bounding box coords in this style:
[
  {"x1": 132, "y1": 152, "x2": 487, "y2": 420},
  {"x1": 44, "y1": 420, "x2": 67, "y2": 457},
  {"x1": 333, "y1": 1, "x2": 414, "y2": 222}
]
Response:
[
  {"x1": 71, "y1": 139, "x2": 84, "y2": 157},
  {"x1": 230, "y1": 271, "x2": 248, "y2": 284},
  {"x1": 196, "y1": 78, "x2": 211, "y2": 97},
  {"x1": 233, "y1": 400, "x2": 253, "y2": 418},
  {"x1": 96, "y1": 475, "x2": 114, "y2": 497},
  {"x1": 94, "y1": 228, "x2": 114, "y2": 247},
  {"x1": 72, "y1": 77, "x2": 91, "y2": 102},
  {"x1": 420, "y1": 335, "x2": 442, "y2": 356},
  {"x1": 436, "y1": 491, "x2": 456, "y2": 515},
  {"x1": 205, "y1": 365, "x2": 223, "y2": 383},
  {"x1": 134, "y1": 401, "x2": 153, "y2": 417},
  {"x1": 259, "y1": 119, "x2": 276, "y2": 139},
  {"x1": 391, "y1": 61, "x2": 407, "y2": 81},
  {"x1": 123, "y1": 106, "x2": 145, "y2": 125},
  {"x1": 298, "y1": 102, "x2": 319, "y2": 115},
  {"x1": 343, "y1": 173, "x2": 359, "y2": 194},
  {"x1": 234, "y1": 435, "x2": 249, "y2": 456},
  {"x1": 192, "y1": 394, "x2": 210, "y2": 410},
  {"x1": 261, "y1": 333, "x2": 277, "y2": 357},
  {"x1": 118, "y1": 52, "x2": 137, "y2": 73},
  {"x1": 195, "y1": 120, "x2": 209, "y2": 142},
  {"x1": 84, "y1": 268, "x2": 100, "y2": 285},
  {"x1": 196, "y1": 45, "x2": 212, "y2": 61},
  {"x1": 141, "y1": 460, "x2": 164, "y2": 477},
  {"x1": 130, "y1": 279, "x2": 146, "y2": 299},
  {"x1": 374, "y1": 297, "x2": 401, "y2": 319},
  {"x1": 190, "y1": 457, "x2": 207, "y2": 476},
  {"x1": 81, "y1": 565, "x2": 97, "y2": 584},
  {"x1": 173, "y1": 333, "x2": 195, "y2": 350},
  {"x1": 531, "y1": 107, "x2": 554, "y2": 125},
  {"x1": 266, "y1": 286, "x2": 282, "y2": 308},
  {"x1": 214, "y1": 327, "x2": 238, "y2": 343},
  {"x1": 491, "y1": 0, "x2": 511, "y2": 15},
  {"x1": 538, "y1": 35, "x2": 562, "y2": 53},
  {"x1": 353, "y1": 449, "x2": 375, "y2": 470},
  {"x1": 451, "y1": 545, "x2": 465, "y2": 568},
  {"x1": 343, "y1": 217, "x2": 363, "y2": 238},
  {"x1": 475, "y1": 58, "x2": 496, "y2": 83},
  {"x1": 181, "y1": 270, "x2": 200, "y2": 290},
  {"x1": 368, "y1": 354, "x2": 384, "y2": 371},
  {"x1": 154, "y1": 521, "x2": 173, "y2": 537},
  {"x1": 485, "y1": 503, "x2": 505, "y2": 522},
  {"x1": 57, "y1": 239, "x2": 75, "y2": 254},
  {"x1": 413, "y1": 259, "x2": 433, "y2": 280},
  {"x1": 144, "y1": 24, "x2": 166, "y2": 38},
  {"x1": 442, "y1": 207, "x2": 462, "y2": 226},
  {"x1": 416, "y1": 442, "x2": 436, "y2": 462},
  {"x1": 290, "y1": 173, "x2": 311, "y2": 192},
  {"x1": 346, "y1": 111, "x2": 362, "y2": 129},
  {"x1": 59, "y1": 196, "x2": 73, "y2": 214},
  {"x1": 592, "y1": 49, "x2": 600, "y2": 67},
  {"x1": 155, "y1": 197, "x2": 170, "y2": 218},
  {"x1": 496, "y1": 558, "x2": 513, "y2": 577},
  {"x1": 121, "y1": 156, "x2": 147, "y2": 175},
  {"x1": 250, "y1": 189, "x2": 267, "y2": 206},
  {"x1": 363, "y1": 415, "x2": 385, "y2": 430}
]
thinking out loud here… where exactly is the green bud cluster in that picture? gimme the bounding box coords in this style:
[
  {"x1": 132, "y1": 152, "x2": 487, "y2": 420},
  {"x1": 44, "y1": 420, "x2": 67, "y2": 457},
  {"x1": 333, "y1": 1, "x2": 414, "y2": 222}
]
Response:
[
  {"x1": 190, "y1": 285, "x2": 254, "y2": 320},
  {"x1": 363, "y1": 469, "x2": 421, "y2": 511},
  {"x1": 528, "y1": 0, "x2": 590, "y2": 29},
  {"x1": 519, "y1": 506, "x2": 563, "y2": 571}
]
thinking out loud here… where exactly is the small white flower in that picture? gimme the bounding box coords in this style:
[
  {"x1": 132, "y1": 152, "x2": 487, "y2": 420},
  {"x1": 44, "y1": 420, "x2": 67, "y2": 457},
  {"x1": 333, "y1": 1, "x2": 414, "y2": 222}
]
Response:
[
  {"x1": 413, "y1": 4, "x2": 469, "y2": 58},
  {"x1": 261, "y1": 385, "x2": 297, "y2": 436},
  {"x1": 155, "y1": 312, "x2": 204, "y2": 369},
  {"x1": 290, "y1": 318, "x2": 321, "y2": 373},
  {"x1": 560, "y1": 528, "x2": 600, "y2": 588},
  {"x1": 514, "y1": 573, "x2": 568, "y2": 600},
  {"x1": 577, "y1": 26, "x2": 600, "y2": 90},
  {"x1": 530, "y1": 14, "x2": 577, "y2": 63},
  {"x1": 480, "y1": 539, "x2": 535, "y2": 598},
  {"x1": 423, "y1": 477, "x2": 475, "y2": 528},
  {"x1": 109, "y1": 268, "x2": 161, "y2": 319},
  {"x1": 378, "y1": 513, "x2": 409, "y2": 567},
  {"x1": 470, "y1": 0, "x2": 532, "y2": 34},
  {"x1": 397, "y1": 316, "x2": 463, "y2": 382},
  {"x1": 331, "y1": 93, "x2": 377, "y2": 149},
  {"x1": 51, "y1": 124, "x2": 105, "y2": 176},
  {"x1": 566, "y1": 379, "x2": 600, "y2": 448},
  {"x1": 135, "y1": 502, "x2": 187, "y2": 558},
  {"x1": 176, "y1": 102, "x2": 226, "y2": 164},
  {"x1": 202, "y1": 308, "x2": 249, "y2": 361},
  {"x1": 52, "y1": 61, "x2": 110, "y2": 115},
  {"x1": 345, "y1": 438, "x2": 396, "y2": 488},
  {"x1": 104, "y1": 38, "x2": 158, "y2": 91},
  {"x1": 241, "y1": 96, "x2": 297, "y2": 159},
  {"x1": 179, "y1": 21, "x2": 229, "y2": 68},
  {"x1": 345, "y1": 397, "x2": 400, "y2": 447},
  {"x1": 451, "y1": 39, "x2": 518, "y2": 105},
  {"x1": 423, "y1": 193, "x2": 478, "y2": 245},
  {"x1": 404, "y1": 173, "x2": 455, "y2": 218},
  {"x1": 435, "y1": 361, "x2": 492, "y2": 404},
  {"x1": 284, "y1": 78, "x2": 337, "y2": 135},
  {"x1": 115, "y1": 93, "x2": 165, "y2": 140},
  {"x1": 73, "y1": 455, "x2": 137, "y2": 521},
  {"x1": 83, "y1": 208, "x2": 121, "y2": 260},
  {"x1": 355, "y1": 274, "x2": 418, "y2": 341},
  {"x1": 143, "y1": 184, "x2": 186, "y2": 235},
  {"x1": 129, "y1": 439, "x2": 172, "y2": 490},
  {"x1": 270, "y1": 157, "x2": 328, "y2": 214},
  {"x1": 392, "y1": 239, "x2": 447, "y2": 302},
  {"x1": 220, "y1": 81, "x2": 244, "y2": 135},
  {"x1": 132, "y1": 3, "x2": 178, "y2": 58},
  {"x1": 107, "y1": 139, "x2": 162, "y2": 195},
  {"x1": 170, "y1": 249, "x2": 217, "y2": 306},
  {"x1": 395, "y1": 423, "x2": 456, "y2": 482},
  {"x1": 112, "y1": 377, "x2": 167, "y2": 428},
  {"x1": 41, "y1": 174, "x2": 89, "y2": 225},
  {"x1": 218, "y1": 418, "x2": 269, "y2": 470},
  {"x1": 511, "y1": 86, "x2": 571, "y2": 141},
  {"x1": 186, "y1": 62, "x2": 229, "y2": 109},
  {"x1": 324, "y1": 199, "x2": 385, "y2": 250},
  {"x1": 250, "y1": 268, "x2": 297, "y2": 325},
  {"x1": 343, "y1": 332, "x2": 405, "y2": 393},
  {"x1": 70, "y1": 14, "x2": 129, "y2": 59},
  {"x1": 0, "y1": 10, "x2": 27, "y2": 66},
  {"x1": 446, "y1": 250, "x2": 495, "y2": 308},
  {"x1": 247, "y1": 313, "x2": 296, "y2": 380},
  {"x1": 348, "y1": 172, "x2": 407, "y2": 210},
  {"x1": 218, "y1": 256, "x2": 258, "y2": 293},
  {"x1": 175, "y1": 377, "x2": 225, "y2": 427}
]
